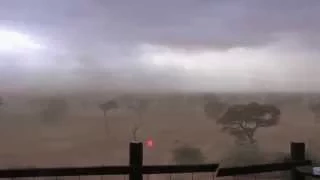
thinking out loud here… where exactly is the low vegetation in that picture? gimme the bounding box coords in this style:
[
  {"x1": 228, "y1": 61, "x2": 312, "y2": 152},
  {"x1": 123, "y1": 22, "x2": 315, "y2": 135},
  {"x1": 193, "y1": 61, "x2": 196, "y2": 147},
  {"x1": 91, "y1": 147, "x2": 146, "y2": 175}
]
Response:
[{"x1": 172, "y1": 144, "x2": 206, "y2": 165}]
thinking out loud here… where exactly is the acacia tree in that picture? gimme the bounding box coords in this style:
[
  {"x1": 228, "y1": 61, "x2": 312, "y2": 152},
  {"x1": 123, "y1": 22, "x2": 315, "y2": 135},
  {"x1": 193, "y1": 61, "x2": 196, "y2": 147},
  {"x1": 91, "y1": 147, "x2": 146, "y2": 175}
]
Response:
[
  {"x1": 218, "y1": 102, "x2": 280, "y2": 144},
  {"x1": 99, "y1": 100, "x2": 118, "y2": 132},
  {"x1": 127, "y1": 99, "x2": 150, "y2": 141}
]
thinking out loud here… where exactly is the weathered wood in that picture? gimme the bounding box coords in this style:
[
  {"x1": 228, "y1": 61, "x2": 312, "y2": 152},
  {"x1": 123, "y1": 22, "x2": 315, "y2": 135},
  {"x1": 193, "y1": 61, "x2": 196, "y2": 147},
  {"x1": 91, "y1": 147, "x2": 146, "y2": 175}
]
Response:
[
  {"x1": 0, "y1": 166, "x2": 129, "y2": 178},
  {"x1": 291, "y1": 142, "x2": 306, "y2": 180},
  {"x1": 0, "y1": 142, "x2": 310, "y2": 179},
  {"x1": 217, "y1": 160, "x2": 311, "y2": 176},
  {"x1": 129, "y1": 142, "x2": 143, "y2": 180}
]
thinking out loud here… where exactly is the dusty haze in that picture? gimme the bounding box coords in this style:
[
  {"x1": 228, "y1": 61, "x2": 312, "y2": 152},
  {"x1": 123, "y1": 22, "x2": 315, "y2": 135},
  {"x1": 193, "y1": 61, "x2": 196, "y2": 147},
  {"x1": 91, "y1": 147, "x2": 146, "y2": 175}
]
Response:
[
  {"x1": 1, "y1": 1, "x2": 320, "y2": 179},
  {"x1": 0, "y1": 92, "x2": 319, "y2": 168},
  {"x1": 1, "y1": 0, "x2": 320, "y2": 93}
]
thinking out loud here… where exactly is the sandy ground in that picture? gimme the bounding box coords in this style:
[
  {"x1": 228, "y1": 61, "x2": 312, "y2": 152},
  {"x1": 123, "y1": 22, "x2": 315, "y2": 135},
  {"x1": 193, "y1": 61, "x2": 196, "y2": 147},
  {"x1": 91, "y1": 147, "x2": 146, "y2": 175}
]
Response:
[{"x1": 0, "y1": 93, "x2": 319, "y2": 179}]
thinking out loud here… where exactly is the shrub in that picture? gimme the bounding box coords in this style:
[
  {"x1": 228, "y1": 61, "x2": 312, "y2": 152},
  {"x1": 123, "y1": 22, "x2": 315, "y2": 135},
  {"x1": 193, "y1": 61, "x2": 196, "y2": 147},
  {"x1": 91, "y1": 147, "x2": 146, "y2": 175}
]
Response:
[{"x1": 172, "y1": 144, "x2": 206, "y2": 165}]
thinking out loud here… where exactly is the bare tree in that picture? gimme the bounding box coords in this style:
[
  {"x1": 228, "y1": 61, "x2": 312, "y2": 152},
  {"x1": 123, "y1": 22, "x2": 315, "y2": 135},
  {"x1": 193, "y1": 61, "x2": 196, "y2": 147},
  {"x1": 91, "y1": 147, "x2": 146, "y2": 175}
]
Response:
[
  {"x1": 127, "y1": 99, "x2": 150, "y2": 141},
  {"x1": 218, "y1": 102, "x2": 280, "y2": 144},
  {"x1": 99, "y1": 100, "x2": 118, "y2": 132}
]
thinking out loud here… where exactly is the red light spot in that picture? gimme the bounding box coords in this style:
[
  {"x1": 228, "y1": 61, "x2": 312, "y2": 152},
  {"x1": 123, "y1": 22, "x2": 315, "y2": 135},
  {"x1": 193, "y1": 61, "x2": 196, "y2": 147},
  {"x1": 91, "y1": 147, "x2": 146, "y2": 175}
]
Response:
[{"x1": 146, "y1": 139, "x2": 154, "y2": 148}]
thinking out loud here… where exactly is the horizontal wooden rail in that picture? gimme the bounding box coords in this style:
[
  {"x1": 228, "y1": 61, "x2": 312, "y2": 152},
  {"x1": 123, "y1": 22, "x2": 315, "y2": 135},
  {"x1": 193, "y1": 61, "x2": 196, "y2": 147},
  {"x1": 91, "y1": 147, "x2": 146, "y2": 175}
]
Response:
[
  {"x1": 217, "y1": 160, "x2": 311, "y2": 177},
  {"x1": 0, "y1": 160, "x2": 310, "y2": 178},
  {"x1": 0, "y1": 164, "x2": 219, "y2": 177},
  {"x1": 142, "y1": 164, "x2": 219, "y2": 174},
  {"x1": 0, "y1": 166, "x2": 129, "y2": 178}
]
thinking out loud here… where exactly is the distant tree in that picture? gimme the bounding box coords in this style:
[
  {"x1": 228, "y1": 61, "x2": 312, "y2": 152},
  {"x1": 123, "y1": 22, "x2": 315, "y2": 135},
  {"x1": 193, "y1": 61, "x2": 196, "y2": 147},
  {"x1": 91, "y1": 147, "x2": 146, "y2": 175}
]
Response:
[
  {"x1": 127, "y1": 99, "x2": 150, "y2": 141},
  {"x1": 41, "y1": 98, "x2": 68, "y2": 124},
  {"x1": 309, "y1": 102, "x2": 320, "y2": 123},
  {"x1": 0, "y1": 96, "x2": 3, "y2": 108},
  {"x1": 204, "y1": 96, "x2": 228, "y2": 120},
  {"x1": 172, "y1": 144, "x2": 206, "y2": 165},
  {"x1": 0, "y1": 96, "x2": 4, "y2": 118},
  {"x1": 99, "y1": 100, "x2": 118, "y2": 132},
  {"x1": 218, "y1": 102, "x2": 280, "y2": 144}
]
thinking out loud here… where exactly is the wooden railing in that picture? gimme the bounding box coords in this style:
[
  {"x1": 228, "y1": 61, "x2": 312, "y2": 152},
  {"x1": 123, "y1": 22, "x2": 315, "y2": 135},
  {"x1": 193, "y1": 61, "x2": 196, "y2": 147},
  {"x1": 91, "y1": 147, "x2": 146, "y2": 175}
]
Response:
[{"x1": 0, "y1": 142, "x2": 310, "y2": 180}]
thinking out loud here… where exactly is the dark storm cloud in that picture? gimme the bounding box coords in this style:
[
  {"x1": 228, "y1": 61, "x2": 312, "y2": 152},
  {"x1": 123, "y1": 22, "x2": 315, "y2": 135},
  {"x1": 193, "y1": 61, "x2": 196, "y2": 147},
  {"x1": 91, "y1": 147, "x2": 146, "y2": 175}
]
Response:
[
  {"x1": 92, "y1": 0, "x2": 320, "y2": 49},
  {"x1": 0, "y1": 0, "x2": 320, "y2": 93},
  {"x1": 1, "y1": 0, "x2": 319, "y2": 49}
]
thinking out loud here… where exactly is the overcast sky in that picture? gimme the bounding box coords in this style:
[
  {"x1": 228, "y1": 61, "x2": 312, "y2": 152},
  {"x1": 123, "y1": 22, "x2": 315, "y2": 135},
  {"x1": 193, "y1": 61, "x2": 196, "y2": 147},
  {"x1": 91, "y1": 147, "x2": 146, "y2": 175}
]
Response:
[{"x1": 0, "y1": 0, "x2": 320, "y2": 94}]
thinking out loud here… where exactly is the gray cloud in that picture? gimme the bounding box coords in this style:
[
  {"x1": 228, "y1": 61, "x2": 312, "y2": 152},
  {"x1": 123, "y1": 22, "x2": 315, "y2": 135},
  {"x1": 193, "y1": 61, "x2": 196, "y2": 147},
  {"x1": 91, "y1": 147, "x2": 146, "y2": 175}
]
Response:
[
  {"x1": 2, "y1": 0, "x2": 319, "y2": 49},
  {"x1": 0, "y1": 0, "x2": 320, "y2": 94}
]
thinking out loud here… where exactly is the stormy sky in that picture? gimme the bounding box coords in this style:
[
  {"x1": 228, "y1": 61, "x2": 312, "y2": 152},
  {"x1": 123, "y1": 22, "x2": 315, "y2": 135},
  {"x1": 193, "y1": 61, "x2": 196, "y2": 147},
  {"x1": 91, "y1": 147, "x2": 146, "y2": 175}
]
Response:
[{"x1": 0, "y1": 0, "x2": 320, "y2": 94}]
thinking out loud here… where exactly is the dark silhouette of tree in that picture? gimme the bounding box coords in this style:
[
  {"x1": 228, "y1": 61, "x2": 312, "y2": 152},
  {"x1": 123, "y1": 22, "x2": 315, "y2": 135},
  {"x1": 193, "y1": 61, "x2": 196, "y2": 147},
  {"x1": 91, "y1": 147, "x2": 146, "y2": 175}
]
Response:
[
  {"x1": 41, "y1": 98, "x2": 68, "y2": 124},
  {"x1": 99, "y1": 100, "x2": 118, "y2": 132},
  {"x1": 172, "y1": 144, "x2": 205, "y2": 165},
  {"x1": 0, "y1": 96, "x2": 4, "y2": 117},
  {"x1": 218, "y1": 102, "x2": 280, "y2": 144},
  {"x1": 0, "y1": 96, "x2": 3, "y2": 108},
  {"x1": 127, "y1": 99, "x2": 150, "y2": 141},
  {"x1": 204, "y1": 96, "x2": 228, "y2": 120},
  {"x1": 309, "y1": 102, "x2": 320, "y2": 123}
]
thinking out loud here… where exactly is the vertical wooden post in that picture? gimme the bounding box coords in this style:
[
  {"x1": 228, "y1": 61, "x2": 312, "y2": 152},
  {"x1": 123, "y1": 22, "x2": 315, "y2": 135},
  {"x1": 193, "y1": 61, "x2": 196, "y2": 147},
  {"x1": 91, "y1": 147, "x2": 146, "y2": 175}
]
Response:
[
  {"x1": 290, "y1": 142, "x2": 305, "y2": 180},
  {"x1": 129, "y1": 142, "x2": 143, "y2": 180}
]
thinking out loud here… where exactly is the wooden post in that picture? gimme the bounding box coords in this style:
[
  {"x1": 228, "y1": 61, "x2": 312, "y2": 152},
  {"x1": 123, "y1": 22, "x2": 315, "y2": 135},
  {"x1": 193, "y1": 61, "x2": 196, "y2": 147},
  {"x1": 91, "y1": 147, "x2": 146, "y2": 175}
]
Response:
[
  {"x1": 290, "y1": 142, "x2": 305, "y2": 180},
  {"x1": 129, "y1": 142, "x2": 143, "y2": 180}
]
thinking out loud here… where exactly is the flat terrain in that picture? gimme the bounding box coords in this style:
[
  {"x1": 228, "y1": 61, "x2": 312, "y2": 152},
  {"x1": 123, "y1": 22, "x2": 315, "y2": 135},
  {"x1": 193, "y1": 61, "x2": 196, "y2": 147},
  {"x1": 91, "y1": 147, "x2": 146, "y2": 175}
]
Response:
[{"x1": 0, "y1": 92, "x2": 319, "y2": 172}]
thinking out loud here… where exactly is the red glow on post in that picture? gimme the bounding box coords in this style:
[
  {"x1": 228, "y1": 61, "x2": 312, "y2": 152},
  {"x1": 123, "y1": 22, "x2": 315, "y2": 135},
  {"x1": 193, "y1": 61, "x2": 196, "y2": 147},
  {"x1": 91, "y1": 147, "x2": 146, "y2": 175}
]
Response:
[{"x1": 146, "y1": 139, "x2": 154, "y2": 148}]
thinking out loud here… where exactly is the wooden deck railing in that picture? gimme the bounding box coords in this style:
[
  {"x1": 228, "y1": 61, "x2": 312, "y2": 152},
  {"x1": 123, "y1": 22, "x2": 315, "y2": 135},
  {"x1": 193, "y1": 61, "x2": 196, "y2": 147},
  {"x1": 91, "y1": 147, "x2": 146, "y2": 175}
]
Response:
[{"x1": 0, "y1": 142, "x2": 310, "y2": 180}]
